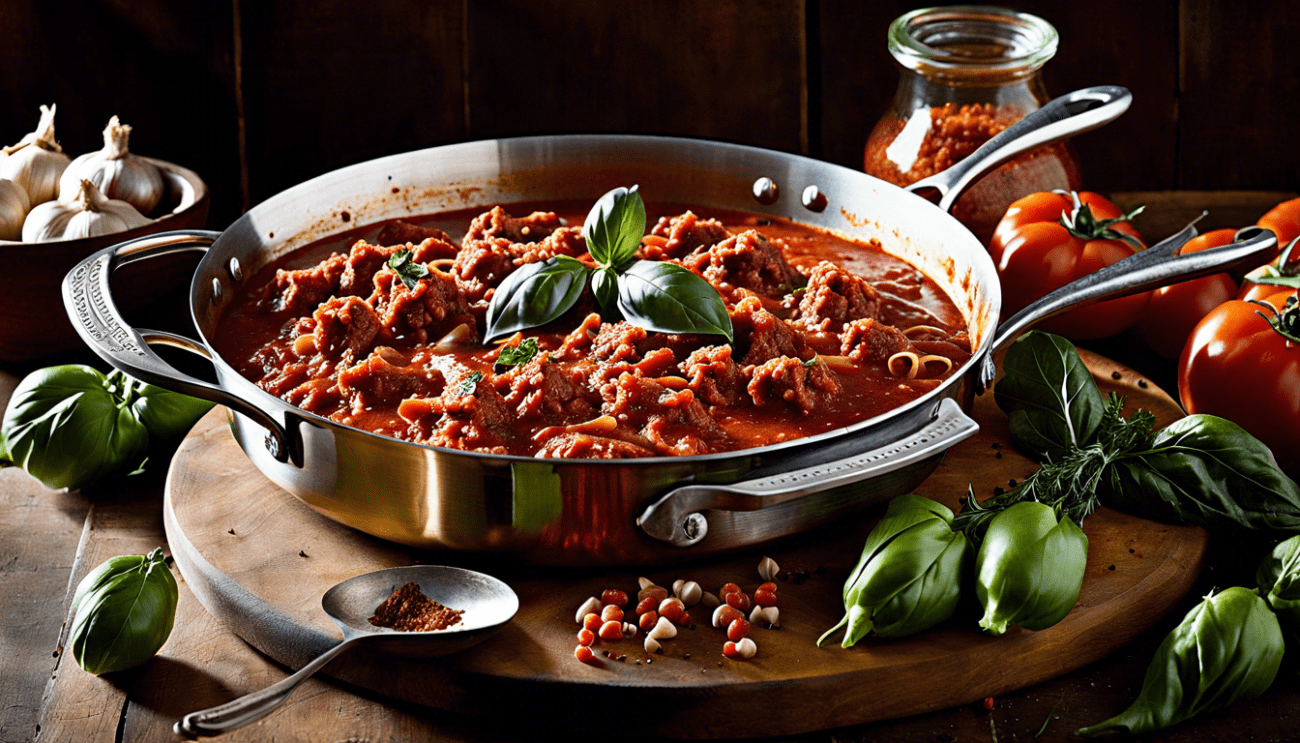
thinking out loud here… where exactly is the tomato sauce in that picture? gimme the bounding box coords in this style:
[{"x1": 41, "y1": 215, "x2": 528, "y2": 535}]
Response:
[{"x1": 214, "y1": 202, "x2": 972, "y2": 458}]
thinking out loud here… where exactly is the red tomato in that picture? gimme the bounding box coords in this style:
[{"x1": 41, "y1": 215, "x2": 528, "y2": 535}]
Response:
[
  {"x1": 990, "y1": 191, "x2": 1149, "y2": 339},
  {"x1": 1139, "y1": 228, "x2": 1240, "y2": 359},
  {"x1": 1239, "y1": 235, "x2": 1300, "y2": 303},
  {"x1": 1179, "y1": 288, "x2": 1300, "y2": 474},
  {"x1": 1257, "y1": 197, "x2": 1300, "y2": 262}
]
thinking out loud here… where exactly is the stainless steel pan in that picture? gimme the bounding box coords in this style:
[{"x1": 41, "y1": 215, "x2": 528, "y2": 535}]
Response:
[{"x1": 63, "y1": 86, "x2": 1276, "y2": 564}]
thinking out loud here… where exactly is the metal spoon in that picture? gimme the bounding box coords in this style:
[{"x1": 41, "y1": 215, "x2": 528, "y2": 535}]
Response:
[{"x1": 174, "y1": 565, "x2": 519, "y2": 738}]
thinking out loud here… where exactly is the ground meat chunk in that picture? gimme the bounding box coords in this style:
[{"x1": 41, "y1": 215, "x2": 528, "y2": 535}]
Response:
[
  {"x1": 339, "y1": 240, "x2": 460, "y2": 298},
  {"x1": 797, "y1": 261, "x2": 881, "y2": 332},
  {"x1": 600, "y1": 372, "x2": 727, "y2": 455},
  {"x1": 261, "y1": 253, "x2": 346, "y2": 315},
  {"x1": 454, "y1": 206, "x2": 585, "y2": 303},
  {"x1": 535, "y1": 432, "x2": 655, "y2": 459},
  {"x1": 311, "y1": 296, "x2": 380, "y2": 361},
  {"x1": 399, "y1": 373, "x2": 515, "y2": 453},
  {"x1": 731, "y1": 302, "x2": 813, "y2": 365},
  {"x1": 376, "y1": 220, "x2": 454, "y2": 248},
  {"x1": 841, "y1": 318, "x2": 913, "y2": 363},
  {"x1": 338, "y1": 348, "x2": 445, "y2": 413},
  {"x1": 748, "y1": 356, "x2": 841, "y2": 414},
  {"x1": 647, "y1": 211, "x2": 730, "y2": 259},
  {"x1": 682, "y1": 230, "x2": 802, "y2": 298},
  {"x1": 500, "y1": 356, "x2": 595, "y2": 424},
  {"x1": 590, "y1": 322, "x2": 648, "y2": 364},
  {"x1": 682, "y1": 345, "x2": 748, "y2": 407},
  {"x1": 368, "y1": 269, "x2": 476, "y2": 346}
]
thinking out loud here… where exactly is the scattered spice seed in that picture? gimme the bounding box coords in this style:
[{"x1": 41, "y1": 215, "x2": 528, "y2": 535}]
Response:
[
  {"x1": 647, "y1": 658, "x2": 652, "y2": 664},
  {"x1": 684, "y1": 653, "x2": 691, "y2": 659},
  {"x1": 995, "y1": 451, "x2": 1002, "y2": 459},
  {"x1": 1111, "y1": 371, "x2": 1122, "y2": 380},
  {"x1": 984, "y1": 697, "x2": 995, "y2": 710},
  {"x1": 1108, "y1": 565, "x2": 1116, "y2": 571},
  {"x1": 1008, "y1": 479, "x2": 1018, "y2": 487},
  {"x1": 299, "y1": 550, "x2": 308, "y2": 558},
  {"x1": 993, "y1": 486, "x2": 1005, "y2": 496},
  {"x1": 1129, "y1": 548, "x2": 1136, "y2": 554},
  {"x1": 228, "y1": 528, "x2": 236, "y2": 535},
  {"x1": 991, "y1": 441, "x2": 1001, "y2": 449},
  {"x1": 1138, "y1": 379, "x2": 1149, "y2": 389}
]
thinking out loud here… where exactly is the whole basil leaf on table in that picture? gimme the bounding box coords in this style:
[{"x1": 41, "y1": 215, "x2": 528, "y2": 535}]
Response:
[
  {"x1": 1077, "y1": 587, "x2": 1284, "y2": 737},
  {"x1": 976, "y1": 501, "x2": 1088, "y2": 635},
  {"x1": 818, "y1": 494, "x2": 971, "y2": 646},
  {"x1": 993, "y1": 330, "x2": 1104, "y2": 459},
  {"x1": 1, "y1": 365, "x2": 150, "y2": 489},
  {"x1": 1104, "y1": 415, "x2": 1300, "y2": 534},
  {"x1": 0, "y1": 364, "x2": 215, "y2": 490},
  {"x1": 1257, "y1": 534, "x2": 1300, "y2": 650},
  {"x1": 69, "y1": 548, "x2": 178, "y2": 675}
]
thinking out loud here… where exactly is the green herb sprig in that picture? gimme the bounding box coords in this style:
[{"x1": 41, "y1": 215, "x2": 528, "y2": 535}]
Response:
[
  {"x1": 483, "y1": 187, "x2": 733, "y2": 343},
  {"x1": 455, "y1": 371, "x2": 483, "y2": 396},
  {"x1": 494, "y1": 337, "x2": 540, "y2": 372},
  {"x1": 956, "y1": 331, "x2": 1300, "y2": 542},
  {"x1": 388, "y1": 248, "x2": 430, "y2": 290}
]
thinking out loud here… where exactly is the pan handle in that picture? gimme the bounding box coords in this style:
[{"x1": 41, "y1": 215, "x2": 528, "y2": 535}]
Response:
[
  {"x1": 976, "y1": 224, "x2": 1279, "y2": 393},
  {"x1": 637, "y1": 398, "x2": 978, "y2": 547},
  {"x1": 62, "y1": 230, "x2": 297, "y2": 465},
  {"x1": 905, "y1": 86, "x2": 1131, "y2": 213}
]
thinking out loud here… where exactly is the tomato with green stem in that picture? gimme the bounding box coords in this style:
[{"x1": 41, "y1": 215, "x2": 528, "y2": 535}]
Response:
[
  {"x1": 1139, "y1": 228, "x2": 1240, "y2": 359},
  {"x1": 989, "y1": 191, "x2": 1148, "y2": 339},
  {"x1": 1179, "y1": 288, "x2": 1300, "y2": 474},
  {"x1": 1239, "y1": 236, "x2": 1300, "y2": 303}
]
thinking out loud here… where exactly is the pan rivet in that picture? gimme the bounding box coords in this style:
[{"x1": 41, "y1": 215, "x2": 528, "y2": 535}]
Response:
[
  {"x1": 681, "y1": 513, "x2": 708, "y2": 544},
  {"x1": 211, "y1": 278, "x2": 224, "y2": 304},
  {"x1": 801, "y1": 185, "x2": 828, "y2": 212},
  {"x1": 752, "y1": 177, "x2": 779, "y2": 205},
  {"x1": 228, "y1": 257, "x2": 244, "y2": 282},
  {"x1": 264, "y1": 432, "x2": 281, "y2": 460}
]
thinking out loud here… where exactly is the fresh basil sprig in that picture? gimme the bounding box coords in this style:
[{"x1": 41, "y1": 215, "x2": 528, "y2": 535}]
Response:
[
  {"x1": 957, "y1": 331, "x2": 1300, "y2": 541},
  {"x1": 484, "y1": 256, "x2": 589, "y2": 341},
  {"x1": 994, "y1": 330, "x2": 1104, "y2": 459},
  {"x1": 483, "y1": 187, "x2": 734, "y2": 343},
  {"x1": 388, "y1": 248, "x2": 430, "y2": 290},
  {"x1": 617, "y1": 260, "x2": 734, "y2": 341},
  {"x1": 494, "y1": 337, "x2": 540, "y2": 372},
  {"x1": 584, "y1": 186, "x2": 645, "y2": 271},
  {"x1": 455, "y1": 371, "x2": 483, "y2": 396}
]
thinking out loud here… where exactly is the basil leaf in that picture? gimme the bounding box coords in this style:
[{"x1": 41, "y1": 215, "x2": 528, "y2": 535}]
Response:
[
  {"x1": 583, "y1": 186, "x2": 645, "y2": 269},
  {"x1": 484, "y1": 256, "x2": 590, "y2": 342},
  {"x1": 387, "y1": 248, "x2": 429, "y2": 290},
  {"x1": 69, "y1": 548, "x2": 178, "y2": 674},
  {"x1": 495, "y1": 337, "x2": 539, "y2": 371},
  {"x1": 591, "y1": 266, "x2": 620, "y2": 317},
  {"x1": 993, "y1": 331, "x2": 1104, "y2": 459},
  {"x1": 616, "y1": 261, "x2": 733, "y2": 342},
  {"x1": 455, "y1": 371, "x2": 484, "y2": 397},
  {"x1": 1104, "y1": 414, "x2": 1300, "y2": 533}
]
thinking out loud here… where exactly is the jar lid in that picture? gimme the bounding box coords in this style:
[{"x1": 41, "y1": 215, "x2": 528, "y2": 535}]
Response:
[{"x1": 888, "y1": 6, "x2": 1058, "y2": 79}]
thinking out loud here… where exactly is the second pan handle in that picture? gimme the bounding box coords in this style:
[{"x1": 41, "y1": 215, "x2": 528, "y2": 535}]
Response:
[{"x1": 905, "y1": 85, "x2": 1131, "y2": 213}]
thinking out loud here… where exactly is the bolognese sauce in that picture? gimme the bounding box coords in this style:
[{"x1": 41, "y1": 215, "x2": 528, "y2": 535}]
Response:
[{"x1": 214, "y1": 203, "x2": 972, "y2": 458}]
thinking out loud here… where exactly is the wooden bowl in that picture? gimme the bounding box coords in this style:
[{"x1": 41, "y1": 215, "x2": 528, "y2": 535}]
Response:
[{"x1": 0, "y1": 157, "x2": 210, "y2": 361}]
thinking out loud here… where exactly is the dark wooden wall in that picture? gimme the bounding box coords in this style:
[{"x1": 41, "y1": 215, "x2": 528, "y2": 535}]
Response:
[{"x1": 2, "y1": 0, "x2": 1296, "y2": 229}]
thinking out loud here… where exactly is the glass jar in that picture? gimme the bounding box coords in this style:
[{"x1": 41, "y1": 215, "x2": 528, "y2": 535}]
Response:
[{"x1": 864, "y1": 6, "x2": 1082, "y2": 243}]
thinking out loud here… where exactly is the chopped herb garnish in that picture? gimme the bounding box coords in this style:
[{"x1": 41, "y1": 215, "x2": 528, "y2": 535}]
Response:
[
  {"x1": 494, "y1": 337, "x2": 540, "y2": 373},
  {"x1": 455, "y1": 371, "x2": 483, "y2": 396},
  {"x1": 387, "y1": 248, "x2": 430, "y2": 290},
  {"x1": 792, "y1": 286, "x2": 807, "y2": 296},
  {"x1": 804, "y1": 357, "x2": 818, "y2": 367}
]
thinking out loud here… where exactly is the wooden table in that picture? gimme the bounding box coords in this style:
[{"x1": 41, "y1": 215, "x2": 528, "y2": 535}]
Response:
[{"x1": 5, "y1": 191, "x2": 1299, "y2": 743}]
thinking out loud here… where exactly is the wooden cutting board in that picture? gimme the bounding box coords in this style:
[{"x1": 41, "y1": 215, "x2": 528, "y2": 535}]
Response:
[{"x1": 164, "y1": 351, "x2": 1207, "y2": 739}]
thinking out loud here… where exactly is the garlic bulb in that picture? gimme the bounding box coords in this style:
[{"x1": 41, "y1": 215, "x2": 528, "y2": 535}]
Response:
[
  {"x1": 0, "y1": 178, "x2": 30, "y2": 241},
  {"x1": 23, "y1": 179, "x2": 150, "y2": 242},
  {"x1": 60, "y1": 116, "x2": 165, "y2": 214},
  {"x1": 1, "y1": 104, "x2": 70, "y2": 204}
]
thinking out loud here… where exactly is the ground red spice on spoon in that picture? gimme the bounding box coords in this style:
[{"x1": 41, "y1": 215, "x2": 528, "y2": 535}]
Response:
[{"x1": 369, "y1": 582, "x2": 463, "y2": 632}]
